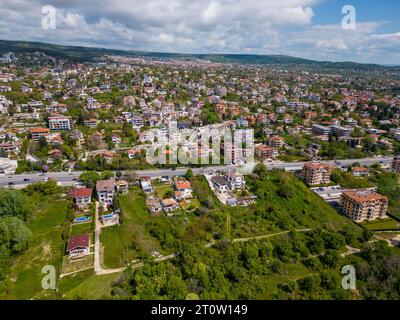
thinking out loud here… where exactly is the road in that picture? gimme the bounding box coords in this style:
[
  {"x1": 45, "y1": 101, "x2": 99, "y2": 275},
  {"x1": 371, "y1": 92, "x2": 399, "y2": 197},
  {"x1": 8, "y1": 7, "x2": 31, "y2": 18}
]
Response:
[{"x1": 0, "y1": 156, "x2": 393, "y2": 189}]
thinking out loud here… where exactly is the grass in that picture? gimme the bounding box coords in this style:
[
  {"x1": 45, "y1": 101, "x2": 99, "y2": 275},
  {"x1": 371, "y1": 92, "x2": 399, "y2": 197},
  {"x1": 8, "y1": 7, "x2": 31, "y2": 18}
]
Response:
[
  {"x1": 230, "y1": 171, "x2": 354, "y2": 238},
  {"x1": 362, "y1": 218, "x2": 400, "y2": 231},
  {"x1": 1, "y1": 193, "x2": 70, "y2": 300},
  {"x1": 61, "y1": 255, "x2": 94, "y2": 275},
  {"x1": 100, "y1": 188, "x2": 163, "y2": 269},
  {"x1": 155, "y1": 185, "x2": 174, "y2": 199},
  {"x1": 58, "y1": 270, "x2": 122, "y2": 300}
]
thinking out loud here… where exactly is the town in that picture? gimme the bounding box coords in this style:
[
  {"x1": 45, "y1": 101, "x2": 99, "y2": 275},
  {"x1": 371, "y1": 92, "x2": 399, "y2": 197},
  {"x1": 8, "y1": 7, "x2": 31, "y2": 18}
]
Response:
[{"x1": 0, "y1": 46, "x2": 400, "y2": 301}]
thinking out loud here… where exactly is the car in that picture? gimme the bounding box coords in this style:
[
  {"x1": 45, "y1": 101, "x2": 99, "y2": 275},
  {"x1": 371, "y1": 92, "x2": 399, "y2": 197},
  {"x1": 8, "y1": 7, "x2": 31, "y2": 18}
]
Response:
[
  {"x1": 8, "y1": 182, "x2": 15, "y2": 186},
  {"x1": 23, "y1": 178, "x2": 30, "y2": 182}
]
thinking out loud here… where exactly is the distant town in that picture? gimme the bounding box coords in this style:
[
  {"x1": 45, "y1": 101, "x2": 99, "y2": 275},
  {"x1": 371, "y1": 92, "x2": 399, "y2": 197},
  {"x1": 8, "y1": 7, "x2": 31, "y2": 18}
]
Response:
[{"x1": 0, "y1": 45, "x2": 400, "y2": 300}]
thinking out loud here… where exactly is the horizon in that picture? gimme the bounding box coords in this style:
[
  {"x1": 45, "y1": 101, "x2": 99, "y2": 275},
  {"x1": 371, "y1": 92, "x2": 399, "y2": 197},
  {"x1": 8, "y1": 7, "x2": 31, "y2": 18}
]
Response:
[
  {"x1": 0, "y1": 0, "x2": 399, "y2": 65},
  {"x1": 1, "y1": 38, "x2": 399, "y2": 67}
]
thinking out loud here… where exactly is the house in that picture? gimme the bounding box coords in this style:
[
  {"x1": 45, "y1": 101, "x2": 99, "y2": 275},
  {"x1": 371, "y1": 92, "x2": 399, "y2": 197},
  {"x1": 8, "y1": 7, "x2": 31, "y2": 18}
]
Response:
[
  {"x1": 140, "y1": 177, "x2": 153, "y2": 193},
  {"x1": 161, "y1": 198, "x2": 179, "y2": 213},
  {"x1": 211, "y1": 176, "x2": 229, "y2": 194},
  {"x1": 116, "y1": 180, "x2": 129, "y2": 193},
  {"x1": 96, "y1": 178, "x2": 115, "y2": 206},
  {"x1": 147, "y1": 197, "x2": 162, "y2": 214},
  {"x1": 351, "y1": 167, "x2": 369, "y2": 177},
  {"x1": 174, "y1": 180, "x2": 193, "y2": 200},
  {"x1": 67, "y1": 234, "x2": 90, "y2": 259},
  {"x1": 226, "y1": 172, "x2": 245, "y2": 190},
  {"x1": 112, "y1": 134, "x2": 121, "y2": 144},
  {"x1": 71, "y1": 188, "x2": 92, "y2": 208},
  {"x1": 127, "y1": 148, "x2": 141, "y2": 159}
]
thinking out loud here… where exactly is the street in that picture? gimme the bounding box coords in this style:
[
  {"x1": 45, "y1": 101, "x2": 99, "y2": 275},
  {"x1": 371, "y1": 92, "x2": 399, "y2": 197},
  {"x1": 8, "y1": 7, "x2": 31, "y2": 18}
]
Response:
[{"x1": 0, "y1": 156, "x2": 393, "y2": 189}]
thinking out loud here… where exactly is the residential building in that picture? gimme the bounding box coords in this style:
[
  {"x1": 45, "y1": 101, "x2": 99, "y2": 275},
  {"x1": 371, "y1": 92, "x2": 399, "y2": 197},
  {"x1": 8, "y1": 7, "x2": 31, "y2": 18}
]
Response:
[
  {"x1": 175, "y1": 180, "x2": 193, "y2": 201},
  {"x1": 211, "y1": 176, "x2": 229, "y2": 193},
  {"x1": 351, "y1": 167, "x2": 369, "y2": 177},
  {"x1": 48, "y1": 116, "x2": 72, "y2": 131},
  {"x1": 161, "y1": 198, "x2": 179, "y2": 213},
  {"x1": 301, "y1": 163, "x2": 334, "y2": 185},
  {"x1": 267, "y1": 136, "x2": 285, "y2": 148},
  {"x1": 312, "y1": 124, "x2": 331, "y2": 137},
  {"x1": 340, "y1": 190, "x2": 388, "y2": 222},
  {"x1": 67, "y1": 234, "x2": 90, "y2": 259},
  {"x1": 255, "y1": 145, "x2": 278, "y2": 160},
  {"x1": 96, "y1": 178, "x2": 116, "y2": 206},
  {"x1": 71, "y1": 188, "x2": 92, "y2": 208},
  {"x1": 30, "y1": 128, "x2": 50, "y2": 142}
]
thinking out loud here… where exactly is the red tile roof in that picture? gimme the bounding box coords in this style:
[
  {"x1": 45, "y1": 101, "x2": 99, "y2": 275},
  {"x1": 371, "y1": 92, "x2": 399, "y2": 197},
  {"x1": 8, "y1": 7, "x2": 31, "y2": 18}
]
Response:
[
  {"x1": 67, "y1": 234, "x2": 90, "y2": 251},
  {"x1": 72, "y1": 188, "x2": 92, "y2": 199}
]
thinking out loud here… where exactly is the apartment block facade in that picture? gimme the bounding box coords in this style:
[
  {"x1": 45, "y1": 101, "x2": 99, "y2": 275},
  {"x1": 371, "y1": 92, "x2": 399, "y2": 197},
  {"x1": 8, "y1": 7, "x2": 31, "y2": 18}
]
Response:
[{"x1": 340, "y1": 190, "x2": 388, "y2": 222}]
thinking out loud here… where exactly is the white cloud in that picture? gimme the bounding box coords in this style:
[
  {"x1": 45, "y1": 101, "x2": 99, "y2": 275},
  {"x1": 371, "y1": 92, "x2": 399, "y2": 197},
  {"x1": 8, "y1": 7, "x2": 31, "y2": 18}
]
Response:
[{"x1": 0, "y1": 0, "x2": 398, "y2": 64}]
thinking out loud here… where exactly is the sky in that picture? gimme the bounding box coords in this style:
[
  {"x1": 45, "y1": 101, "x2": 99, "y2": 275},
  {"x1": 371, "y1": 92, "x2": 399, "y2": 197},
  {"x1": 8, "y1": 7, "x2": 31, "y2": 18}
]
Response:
[{"x1": 0, "y1": 0, "x2": 399, "y2": 64}]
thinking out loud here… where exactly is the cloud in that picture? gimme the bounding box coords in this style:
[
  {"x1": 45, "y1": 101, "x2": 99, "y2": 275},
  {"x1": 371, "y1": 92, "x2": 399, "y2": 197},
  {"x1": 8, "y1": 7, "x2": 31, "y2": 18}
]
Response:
[{"x1": 0, "y1": 0, "x2": 399, "y2": 64}]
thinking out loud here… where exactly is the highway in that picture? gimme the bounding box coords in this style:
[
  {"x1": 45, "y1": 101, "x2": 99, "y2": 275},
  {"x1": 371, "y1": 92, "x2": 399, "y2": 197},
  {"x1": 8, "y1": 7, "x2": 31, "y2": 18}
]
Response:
[{"x1": 0, "y1": 156, "x2": 394, "y2": 189}]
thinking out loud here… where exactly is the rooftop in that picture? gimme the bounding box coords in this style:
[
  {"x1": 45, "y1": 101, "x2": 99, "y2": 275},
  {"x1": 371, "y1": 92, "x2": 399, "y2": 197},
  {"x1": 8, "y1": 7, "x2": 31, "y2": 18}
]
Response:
[{"x1": 342, "y1": 190, "x2": 388, "y2": 204}]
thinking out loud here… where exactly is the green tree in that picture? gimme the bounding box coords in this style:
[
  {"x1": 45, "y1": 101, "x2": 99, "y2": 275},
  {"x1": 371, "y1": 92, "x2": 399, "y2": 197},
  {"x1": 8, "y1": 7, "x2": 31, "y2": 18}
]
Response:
[
  {"x1": 79, "y1": 171, "x2": 101, "y2": 188},
  {"x1": 0, "y1": 189, "x2": 29, "y2": 220}
]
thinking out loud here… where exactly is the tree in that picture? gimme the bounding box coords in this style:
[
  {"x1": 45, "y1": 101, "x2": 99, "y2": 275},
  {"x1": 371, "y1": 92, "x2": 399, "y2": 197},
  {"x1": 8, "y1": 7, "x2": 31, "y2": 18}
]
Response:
[
  {"x1": 0, "y1": 216, "x2": 32, "y2": 254},
  {"x1": 79, "y1": 171, "x2": 101, "y2": 188},
  {"x1": 0, "y1": 189, "x2": 29, "y2": 220},
  {"x1": 101, "y1": 170, "x2": 114, "y2": 180},
  {"x1": 185, "y1": 169, "x2": 194, "y2": 180}
]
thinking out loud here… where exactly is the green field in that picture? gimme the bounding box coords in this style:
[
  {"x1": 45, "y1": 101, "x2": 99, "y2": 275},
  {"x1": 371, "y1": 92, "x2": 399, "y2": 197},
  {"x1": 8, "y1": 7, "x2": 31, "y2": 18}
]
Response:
[
  {"x1": 58, "y1": 270, "x2": 122, "y2": 300},
  {"x1": 100, "y1": 189, "x2": 164, "y2": 269},
  {"x1": 1, "y1": 193, "x2": 70, "y2": 300},
  {"x1": 362, "y1": 218, "x2": 400, "y2": 231}
]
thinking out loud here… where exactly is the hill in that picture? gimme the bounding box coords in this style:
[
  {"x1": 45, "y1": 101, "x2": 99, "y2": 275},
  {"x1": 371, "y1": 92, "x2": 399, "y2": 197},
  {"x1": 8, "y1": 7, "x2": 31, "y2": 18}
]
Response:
[{"x1": 0, "y1": 39, "x2": 398, "y2": 72}]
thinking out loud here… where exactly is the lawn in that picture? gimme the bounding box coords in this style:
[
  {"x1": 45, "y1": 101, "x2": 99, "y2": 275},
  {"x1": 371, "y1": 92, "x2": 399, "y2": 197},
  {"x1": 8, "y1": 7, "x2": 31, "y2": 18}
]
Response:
[
  {"x1": 2, "y1": 193, "x2": 70, "y2": 300},
  {"x1": 155, "y1": 184, "x2": 174, "y2": 199},
  {"x1": 100, "y1": 188, "x2": 164, "y2": 269},
  {"x1": 362, "y1": 218, "x2": 400, "y2": 231},
  {"x1": 58, "y1": 270, "x2": 122, "y2": 300}
]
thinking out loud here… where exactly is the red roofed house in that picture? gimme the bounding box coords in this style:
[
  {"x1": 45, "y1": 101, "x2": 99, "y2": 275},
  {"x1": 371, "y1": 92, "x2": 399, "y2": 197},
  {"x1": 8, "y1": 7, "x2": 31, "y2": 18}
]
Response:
[
  {"x1": 174, "y1": 180, "x2": 193, "y2": 201},
  {"x1": 67, "y1": 234, "x2": 90, "y2": 259},
  {"x1": 71, "y1": 188, "x2": 93, "y2": 208},
  {"x1": 351, "y1": 167, "x2": 369, "y2": 177},
  {"x1": 30, "y1": 128, "x2": 50, "y2": 142}
]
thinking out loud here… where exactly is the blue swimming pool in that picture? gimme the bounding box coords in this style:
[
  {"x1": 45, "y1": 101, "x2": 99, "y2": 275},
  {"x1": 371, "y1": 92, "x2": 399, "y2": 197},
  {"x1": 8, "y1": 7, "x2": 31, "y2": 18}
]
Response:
[{"x1": 74, "y1": 216, "x2": 90, "y2": 223}]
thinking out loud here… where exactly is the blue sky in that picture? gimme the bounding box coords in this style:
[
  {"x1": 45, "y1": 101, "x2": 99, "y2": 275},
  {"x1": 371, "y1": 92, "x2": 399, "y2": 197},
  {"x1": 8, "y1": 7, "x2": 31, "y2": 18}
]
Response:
[{"x1": 0, "y1": 0, "x2": 399, "y2": 64}]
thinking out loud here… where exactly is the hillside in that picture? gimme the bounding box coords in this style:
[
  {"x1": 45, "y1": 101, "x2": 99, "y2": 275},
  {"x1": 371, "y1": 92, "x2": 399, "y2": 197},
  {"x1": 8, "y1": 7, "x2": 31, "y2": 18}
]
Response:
[{"x1": 0, "y1": 39, "x2": 398, "y2": 72}]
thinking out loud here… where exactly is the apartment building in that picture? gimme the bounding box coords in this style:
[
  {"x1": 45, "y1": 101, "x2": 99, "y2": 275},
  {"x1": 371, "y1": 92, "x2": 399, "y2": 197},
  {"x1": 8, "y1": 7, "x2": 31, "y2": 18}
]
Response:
[
  {"x1": 301, "y1": 163, "x2": 334, "y2": 185},
  {"x1": 340, "y1": 190, "x2": 388, "y2": 222},
  {"x1": 267, "y1": 136, "x2": 285, "y2": 148},
  {"x1": 30, "y1": 128, "x2": 50, "y2": 142},
  {"x1": 255, "y1": 145, "x2": 278, "y2": 160},
  {"x1": 312, "y1": 124, "x2": 331, "y2": 137},
  {"x1": 48, "y1": 116, "x2": 72, "y2": 131}
]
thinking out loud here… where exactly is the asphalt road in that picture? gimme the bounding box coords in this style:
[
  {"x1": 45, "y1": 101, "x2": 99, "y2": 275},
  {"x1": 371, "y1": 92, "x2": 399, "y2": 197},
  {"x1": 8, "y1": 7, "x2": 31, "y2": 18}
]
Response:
[{"x1": 0, "y1": 156, "x2": 393, "y2": 189}]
